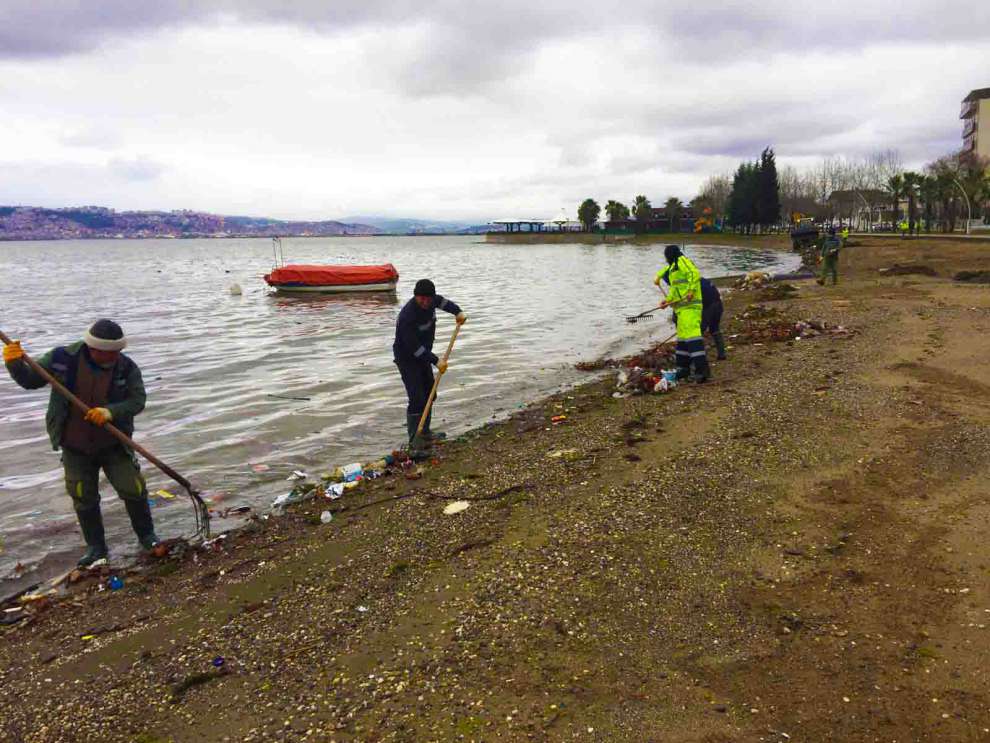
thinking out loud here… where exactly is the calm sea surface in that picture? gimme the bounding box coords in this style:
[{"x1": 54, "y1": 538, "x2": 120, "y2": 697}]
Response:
[{"x1": 0, "y1": 236, "x2": 799, "y2": 589}]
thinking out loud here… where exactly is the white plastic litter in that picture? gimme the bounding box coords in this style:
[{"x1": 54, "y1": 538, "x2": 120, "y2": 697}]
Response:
[
  {"x1": 443, "y1": 501, "x2": 471, "y2": 515},
  {"x1": 320, "y1": 510, "x2": 333, "y2": 524}
]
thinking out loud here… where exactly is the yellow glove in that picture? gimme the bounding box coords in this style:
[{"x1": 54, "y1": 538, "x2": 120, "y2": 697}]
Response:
[
  {"x1": 84, "y1": 407, "x2": 112, "y2": 426},
  {"x1": 455, "y1": 312, "x2": 467, "y2": 325},
  {"x1": 437, "y1": 360, "x2": 448, "y2": 374},
  {"x1": 2, "y1": 340, "x2": 24, "y2": 363}
]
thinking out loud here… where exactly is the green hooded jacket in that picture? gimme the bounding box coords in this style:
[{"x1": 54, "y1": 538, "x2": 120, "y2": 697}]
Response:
[{"x1": 5, "y1": 340, "x2": 146, "y2": 451}]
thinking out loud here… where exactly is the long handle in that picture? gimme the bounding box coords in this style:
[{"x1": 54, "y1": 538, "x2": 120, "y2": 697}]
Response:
[
  {"x1": 414, "y1": 323, "x2": 462, "y2": 440},
  {"x1": 1, "y1": 329, "x2": 201, "y2": 498}
]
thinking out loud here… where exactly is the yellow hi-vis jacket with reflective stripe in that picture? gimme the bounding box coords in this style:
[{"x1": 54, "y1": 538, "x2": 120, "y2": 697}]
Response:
[{"x1": 657, "y1": 255, "x2": 702, "y2": 310}]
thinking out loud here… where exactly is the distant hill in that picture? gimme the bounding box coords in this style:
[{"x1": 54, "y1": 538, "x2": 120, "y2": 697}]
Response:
[
  {"x1": 340, "y1": 216, "x2": 491, "y2": 235},
  {"x1": 0, "y1": 205, "x2": 378, "y2": 241}
]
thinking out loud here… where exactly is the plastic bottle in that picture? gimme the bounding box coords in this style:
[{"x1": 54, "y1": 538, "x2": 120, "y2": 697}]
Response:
[{"x1": 108, "y1": 575, "x2": 124, "y2": 591}]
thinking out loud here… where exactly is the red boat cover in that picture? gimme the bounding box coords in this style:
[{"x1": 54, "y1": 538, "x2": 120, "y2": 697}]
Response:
[{"x1": 265, "y1": 263, "x2": 399, "y2": 286}]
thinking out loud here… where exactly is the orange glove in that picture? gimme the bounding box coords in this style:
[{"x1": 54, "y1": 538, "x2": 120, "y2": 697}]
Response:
[
  {"x1": 84, "y1": 407, "x2": 112, "y2": 426},
  {"x1": 437, "y1": 360, "x2": 448, "y2": 374},
  {"x1": 455, "y1": 312, "x2": 467, "y2": 325},
  {"x1": 2, "y1": 340, "x2": 24, "y2": 363}
]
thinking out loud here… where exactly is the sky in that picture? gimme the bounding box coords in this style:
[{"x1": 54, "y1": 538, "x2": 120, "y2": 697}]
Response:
[{"x1": 1, "y1": 1, "x2": 988, "y2": 222}]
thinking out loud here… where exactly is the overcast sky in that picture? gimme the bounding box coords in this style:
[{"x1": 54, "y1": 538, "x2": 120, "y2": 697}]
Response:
[{"x1": 1, "y1": 1, "x2": 988, "y2": 221}]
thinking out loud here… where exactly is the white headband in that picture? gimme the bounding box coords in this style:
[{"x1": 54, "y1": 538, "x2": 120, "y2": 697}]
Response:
[{"x1": 83, "y1": 330, "x2": 127, "y2": 352}]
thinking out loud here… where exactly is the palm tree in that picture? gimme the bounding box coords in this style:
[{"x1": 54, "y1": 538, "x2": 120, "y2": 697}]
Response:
[
  {"x1": 632, "y1": 195, "x2": 652, "y2": 233},
  {"x1": 604, "y1": 200, "x2": 629, "y2": 223},
  {"x1": 902, "y1": 172, "x2": 923, "y2": 235},
  {"x1": 918, "y1": 175, "x2": 938, "y2": 233},
  {"x1": 934, "y1": 172, "x2": 957, "y2": 233},
  {"x1": 664, "y1": 197, "x2": 684, "y2": 233},
  {"x1": 885, "y1": 174, "x2": 903, "y2": 229}
]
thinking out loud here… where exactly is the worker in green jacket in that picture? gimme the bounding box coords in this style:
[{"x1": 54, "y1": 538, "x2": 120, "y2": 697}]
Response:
[
  {"x1": 656, "y1": 245, "x2": 710, "y2": 383},
  {"x1": 3, "y1": 320, "x2": 158, "y2": 566},
  {"x1": 816, "y1": 227, "x2": 841, "y2": 286}
]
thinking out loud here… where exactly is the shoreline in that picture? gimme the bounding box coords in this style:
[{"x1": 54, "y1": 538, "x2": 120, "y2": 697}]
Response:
[{"x1": 3, "y1": 236, "x2": 990, "y2": 740}]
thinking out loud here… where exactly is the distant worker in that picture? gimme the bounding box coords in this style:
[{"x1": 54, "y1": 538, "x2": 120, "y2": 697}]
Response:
[
  {"x1": 656, "y1": 269, "x2": 726, "y2": 361},
  {"x1": 655, "y1": 245, "x2": 710, "y2": 382},
  {"x1": 898, "y1": 219, "x2": 908, "y2": 239},
  {"x1": 840, "y1": 226, "x2": 850, "y2": 245},
  {"x1": 393, "y1": 279, "x2": 466, "y2": 454},
  {"x1": 817, "y1": 227, "x2": 842, "y2": 286},
  {"x1": 3, "y1": 320, "x2": 158, "y2": 567}
]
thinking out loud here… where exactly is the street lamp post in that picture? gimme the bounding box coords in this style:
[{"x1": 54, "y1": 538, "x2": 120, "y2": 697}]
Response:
[
  {"x1": 950, "y1": 176, "x2": 972, "y2": 236},
  {"x1": 854, "y1": 190, "x2": 872, "y2": 232}
]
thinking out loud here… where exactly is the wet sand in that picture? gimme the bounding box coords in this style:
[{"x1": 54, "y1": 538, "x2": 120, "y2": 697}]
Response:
[{"x1": 2, "y1": 236, "x2": 990, "y2": 741}]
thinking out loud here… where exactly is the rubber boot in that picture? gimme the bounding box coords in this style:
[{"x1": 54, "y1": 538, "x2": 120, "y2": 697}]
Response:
[
  {"x1": 407, "y1": 414, "x2": 431, "y2": 459},
  {"x1": 124, "y1": 498, "x2": 159, "y2": 550},
  {"x1": 693, "y1": 356, "x2": 711, "y2": 384},
  {"x1": 713, "y1": 332, "x2": 727, "y2": 361},
  {"x1": 76, "y1": 506, "x2": 108, "y2": 567}
]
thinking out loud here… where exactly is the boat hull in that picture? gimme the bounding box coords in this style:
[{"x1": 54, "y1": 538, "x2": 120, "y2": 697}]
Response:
[{"x1": 269, "y1": 281, "x2": 398, "y2": 294}]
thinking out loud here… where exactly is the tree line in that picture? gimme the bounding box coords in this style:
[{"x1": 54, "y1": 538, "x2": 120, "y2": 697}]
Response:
[
  {"x1": 576, "y1": 194, "x2": 687, "y2": 232},
  {"x1": 576, "y1": 146, "x2": 989, "y2": 234},
  {"x1": 696, "y1": 147, "x2": 990, "y2": 233}
]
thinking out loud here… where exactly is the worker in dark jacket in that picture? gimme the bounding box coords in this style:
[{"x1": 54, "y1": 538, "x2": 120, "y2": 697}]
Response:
[
  {"x1": 393, "y1": 279, "x2": 466, "y2": 450},
  {"x1": 3, "y1": 320, "x2": 158, "y2": 567},
  {"x1": 700, "y1": 277, "x2": 727, "y2": 360},
  {"x1": 656, "y1": 264, "x2": 726, "y2": 362}
]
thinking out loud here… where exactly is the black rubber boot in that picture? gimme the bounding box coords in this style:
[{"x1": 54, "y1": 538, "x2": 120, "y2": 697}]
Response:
[
  {"x1": 124, "y1": 498, "x2": 159, "y2": 550},
  {"x1": 407, "y1": 414, "x2": 431, "y2": 459},
  {"x1": 693, "y1": 356, "x2": 711, "y2": 384},
  {"x1": 713, "y1": 332, "x2": 727, "y2": 360},
  {"x1": 76, "y1": 506, "x2": 108, "y2": 567}
]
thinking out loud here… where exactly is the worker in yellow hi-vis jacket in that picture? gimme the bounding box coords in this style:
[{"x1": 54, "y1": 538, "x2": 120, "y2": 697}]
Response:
[{"x1": 655, "y1": 245, "x2": 710, "y2": 383}]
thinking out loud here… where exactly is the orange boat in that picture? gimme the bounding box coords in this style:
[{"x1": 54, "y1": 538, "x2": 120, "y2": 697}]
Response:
[{"x1": 264, "y1": 263, "x2": 399, "y2": 294}]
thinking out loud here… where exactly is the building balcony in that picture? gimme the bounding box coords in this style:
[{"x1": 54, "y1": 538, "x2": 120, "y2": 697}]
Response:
[
  {"x1": 963, "y1": 133, "x2": 977, "y2": 152},
  {"x1": 961, "y1": 100, "x2": 977, "y2": 119},
  {"x1": 962, "y1": 118, "x2": 977, "y2": 138}
]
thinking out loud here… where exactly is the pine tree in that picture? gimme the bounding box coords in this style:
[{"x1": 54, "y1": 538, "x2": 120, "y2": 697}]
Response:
[
  {"x1": 756, "y1": 147, "x2": 781, "y2": 230},
  {"x1": 728, "y1": 162, "x2": 758, "y2": 232}
]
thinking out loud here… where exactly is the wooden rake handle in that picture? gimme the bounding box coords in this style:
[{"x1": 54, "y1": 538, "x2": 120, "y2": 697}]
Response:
[{"x1": 414, "y1": 321, "x2": 463, "y2": 440}]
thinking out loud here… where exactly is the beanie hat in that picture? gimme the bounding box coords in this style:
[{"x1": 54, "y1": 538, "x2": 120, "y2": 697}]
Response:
[
  {"x1": 413, "y1": 279, "x2": 436, "y2": 297},
  {"x1": 664, "y1": 244, "x2": 682, "y2": 264},
  {"x1": 83, "y1": 319, "x2": 127, "y2": 352}
]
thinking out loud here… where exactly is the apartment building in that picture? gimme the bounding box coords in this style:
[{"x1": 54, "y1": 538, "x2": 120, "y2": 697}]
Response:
[{"x1": 961, "y1": 88, "x2": 990, "y2": 159}]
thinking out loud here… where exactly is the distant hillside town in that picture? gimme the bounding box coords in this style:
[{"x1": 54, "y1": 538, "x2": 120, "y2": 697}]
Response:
[{"x1": 0, "y1": 205, "x2": 383, "y2": 241}]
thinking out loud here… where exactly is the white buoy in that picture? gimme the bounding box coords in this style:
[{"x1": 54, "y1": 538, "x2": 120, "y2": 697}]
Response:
[{"x1": 229, "y1": 283, "x2": 243, "y2": 296}]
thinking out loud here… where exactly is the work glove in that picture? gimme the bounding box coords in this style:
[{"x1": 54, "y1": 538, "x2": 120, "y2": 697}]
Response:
[
  {"x1": 455, "y1": 312, "x2": 467, "y2": 325},
  {"x1": 2, "y1": 340, "x2": 24, "y2": 363},
  {"x1": 437, "y1": 360, "x2": 448, "y2": 374},
  {"x1": 84, "y1": 407, "x2": 113, "y2": 426}
]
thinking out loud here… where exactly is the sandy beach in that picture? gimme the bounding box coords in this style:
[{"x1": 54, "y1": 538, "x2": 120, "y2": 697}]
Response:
[{"x1": 2, "y1": 236, "x2": 990, "y2": 742}]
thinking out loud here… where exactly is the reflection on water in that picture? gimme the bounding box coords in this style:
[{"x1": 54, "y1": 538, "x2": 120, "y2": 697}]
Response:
[{"x1": 0, "y1": 236, "x2": 799, "y2": 588}]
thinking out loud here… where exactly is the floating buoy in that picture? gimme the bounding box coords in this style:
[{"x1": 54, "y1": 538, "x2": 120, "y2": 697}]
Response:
[{"x1": 229, "y1": 283, "x2": 243, "y2": 296}]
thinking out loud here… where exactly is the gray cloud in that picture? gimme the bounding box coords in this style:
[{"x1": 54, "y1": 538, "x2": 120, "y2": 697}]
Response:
[
  {"x1": 6, "y1": 1, "x2": 989, "y2": 96},
  {"x1": 108, "y1": 156, "x2": 165, "y2": 182}
]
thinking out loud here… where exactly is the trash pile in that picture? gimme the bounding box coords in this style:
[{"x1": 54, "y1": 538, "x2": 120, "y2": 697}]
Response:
[
  {"x1": 270, "y1": 452, "x2": 418, "y2": 513},
  {"x1": 733, "y1": 304, "x2": 801, "y2": 343},
  {"x1": 613, "y1": 366, "x2": 678, "y2": 397}
]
